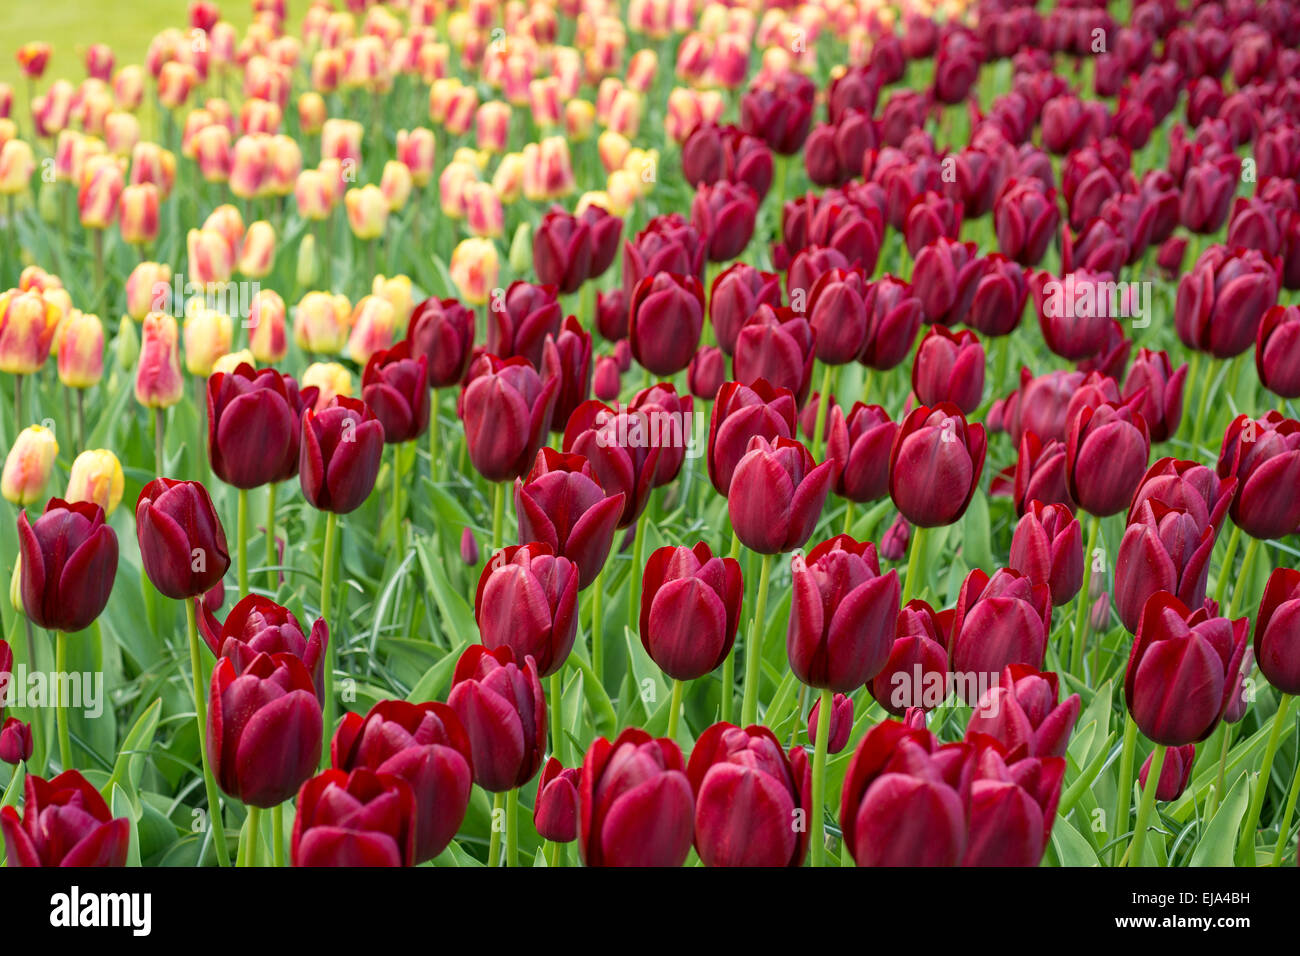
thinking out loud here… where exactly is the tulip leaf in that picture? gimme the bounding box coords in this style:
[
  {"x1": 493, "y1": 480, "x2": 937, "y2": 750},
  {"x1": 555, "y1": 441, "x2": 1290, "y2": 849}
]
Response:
[
  {"x1": 622, "y1": 626, "x2": 668, "y2": 726},
  {"x1": 763, "y1": 670, "x2": 802, "y2": 742},
  {"x1": 1168, "y1": 707, "x2": 1294, "y2": 823},
  {"x1": 1, "y1": 761, "x2": 25, "y2": 811},
  {"x1": 960, "y1": 489, "x2": 993, "y2": 573},
  {"x1": 405, "y1": 640, "x2": 469, "y2": 704},
  {"x1": 565, "y1": 650, "x2": 618, "y2": 738},
  {"x1": 110, "y1": 783, "x2": 143, "y2": 868},
  {"x1": 415, "y1": 538, "x2": 478, "y2": 648},
  {"x1": 103, "y1": 697, "x2": 162, "y2": 807},
  {"x1": 1049, "y1": 817, "x2": 1100, "y2": 867},
  {"x1": 1189, "y1": 770, "x2": 1250, "y2": 867},
  {"x1": 1070, "y1": 679, "x2": 1113, "y2": 768}
]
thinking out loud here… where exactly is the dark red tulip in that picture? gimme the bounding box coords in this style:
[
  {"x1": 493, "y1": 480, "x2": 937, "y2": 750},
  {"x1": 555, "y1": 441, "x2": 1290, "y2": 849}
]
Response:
[
  {"x1": 1217, "y1": 412, "x2": 1300, "y2": 540},
  {"x1": 1256, "y1": 305, "x2": 1300, "y2": 399},
  {"x1": 965, "y1": 665, "x2": 1080, "y2": 760},
  {"x1": 1139, "y1": 744, "x2": 1196, "y2": 801},
  {"x1": 0, "y1": 718, "x2": 33, "y2": 765},
  {"x1": 592, "y1": 355, "x2": 619, "y2": 400},
  {"x1": 533, "y1": 209, "x2": 592, "y2": 295},
  {"x1": 406, "y1": 296, "x2": 475, "y2": 388},
  {"x1": 291, "y1": 768, "x2": 416, "y2": 867},
  {"x1": 686, "y1": 722, "x2": 811, "y2": 867},
  {"x1": 1065, "y1": 398, "x2": 1150, "y2": 518},
  {"x1": 18, "y1": 498, "x2": 117, "y2": 633},
  {"x1": 487, "y1": 281, "x2": 563, "y2": 369},
  {"x1": 299, "y1": 396, "x2": 385, "y2": 513},
  {"x1": 911, "y1": 238, "x2": 984, "y2": 326},
  {"x1": 995, "y1": 179, "x2": 1061, "y2": 267},
  {"x1": 639, "y1": 542, "x2": 742, "y2": 681},
  {"x1": 840, "y1": 721, "x2": 966, "y2": 866},
  {"x1": 708, "y1": 263, "x2": 781, "y2": 356},
  {"x1": 331, "y1": 699, "x2": 473, "y2": 864},
  {"x1": 579, "y1": 728, "x2": 694, "y2": 867},
  {"x1": 594, "y1": 288, "x2": 628, "y2": 343},
  {"x1": 515, "y1": 449, "x2": 623, "y2": 590},
  {"x1": 805, "y1": 267, "x2": 869, "y2": 365},
  {"x1": 912, "y1": 326, "x2": 985, "y2": 416},
  {"x1": 460, "y1": 354, "x2": 557, "y2": 483},
  {"x1": 476, "y1": 543, "x2": 579, "y2": 678},
  {"x1": 889, "y1": 403, "x2": 987, "y2": 528},
  {"x1": 943, "y1": 147, "x2": 999, "y2": 219},
  {"x1": 541, "y1": 316, "x2": 592, "y2": 433},
  {"x1": 808, "y1": 693, "x2": 853, "y2": 755},
  {"x1": 208, "y1": 651, "x2": 323, "y2": 807},
  {"x1": 136, "y1": 479, "x2": 230, "y2": 600},
  {"x1": 1063, "y1": 144, "x2": 1128, "y2": 233},
  {"x1": 691, "y1": 181, "x2": 758, "y2": 263},
  {"x1": 805, "y1": 111, "x2": 879, "y2": 187},
  {"x1": 707, "y1": 379, "x2": 797, "y2": 496},
  {"x1": 732, "y1": 304, "x2": 816, "y2": 406},
  {"x1": 904, "y1": 191, "x2": 963, "y2": 257},
  {"x1": 966, "y1": 254, "x2": 1028, "y2": 338},
  {"x1": 1031, "y1": 269, "x2": 1122, "y2": 361},
  {"x1": 785, "y1": 245, "x2": 851, "y2": 305},
  {"x1": 1180, "y1": 158, "x2": 1240, "y2": 234},
  {"x1": 562, "y1": 399, "x2": 659, "y2": 528},
  {"x1": 447, "y1": 644, "x2": 547, "y2": 792},
  {"x1": 681, "y1": 123, "x2": 726, "y2": 187},
  {"x1": 788, "y1": 535, "x2": 900, "y2": 692},
  {"x1": 1041, "y1": 94, "x2": 1109, "y2": 155},
  {"x1": 1176, "y1": 246, "x2": 1281, "y2": 359},
  {"x1": 0, "y1": 770, "x2": 129, "y2": 867},
  {"x1": 534, "y1": 757, "x2": 580, "y2": 843},
  {"x1": 687, "y1": 346, "x2": 725, "y2": 400},
  {"x1": 196, "y1": 593, "x2": 328, "y2": 700},
  {"x1": 826, "y1": 403, "x2": 896, "y2": 505},
  {"x1": 1228, "y1": 197, "x2": 1284, "y2": 259},
  {"x1": 460, "y1": 527, "x2": 479, "y2": 566},
  {"x1": 206, "y1": 364, "x2": 302, "y2": 487},
  {"x1": 1255, "y1": 568, "x2": 1300, "y2": 694},
  {"x1": 950, "y1": 568, "x2": 1052, "y2": 698},
  {"x1": 361, "y1": 341, "x2": 430, "y2": 444},
  {"x1": 962, "y1": 738, "x2": 1065, "y2": 867},
  {"x1": 828, "y1": 66, "x2": 881, "y2": 123},
  {"x1": 1125, "y1": 593, "x2": 1249, "y2": 746},
  {"x1": 1121, "y1": 348, "x2": 1187, "y2": 443},
  {"x1": 628, "y1": 272, "x2": 705, "y2": 376},
  {"x1": 1009, "y1": 501, "x2": 1083, "y2": 607},
  {"x1": 1008, "y1": 433, "x2": 1075, "y2": 516},
  {"x1": 933, "y1": 32, "x2": 982, "y2": 104},
  {"x1": 869, "y1": 599, "x2": 951, "y2": 715},
  {"x1": 728, "y1": 436, "x2": 836, "y2": 555},
  {"x1": 578, "y1": 203, "x2": 622, "y2": 280},
  {"x1": 859, "y1": 275, "x2": 924, "y2": 371},
  {"x1": 740, "y1": 71, "x2": 815, "y2": 155},
  {"x1": 622, "y1": 213, "x2": 705, "y2": 291},
  {"x1": 719, "y1": 126, "x2": 775, "y2": 198}
]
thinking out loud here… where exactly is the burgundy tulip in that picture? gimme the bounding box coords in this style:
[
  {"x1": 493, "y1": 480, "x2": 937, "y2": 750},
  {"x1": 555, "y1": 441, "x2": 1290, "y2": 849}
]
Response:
[
  {"x1": 1065, "y1": 398, "x2": 1150, "y2": 518},
  {"x1": 686, "y1": 722, "x2": 811, "y2": 867},
  {"x1": 1175, "y1": 246, "x2": 1280, "y2": 359},
  {"x1": 534, "y1": 757, "x2": 580, "y2": 843},
  {"x1": 1138, "y1": 744, "x2": 1196, "y2": 801},
  {"x1": 826, "y1": 403, "x2": 896, "y2": 504},
  {"x1": 533, "y1": 209, "x2": 592, "y2": 295},
  {"x1": 965, "y1": 664, "x2": 1080, "y2": 760},
  {"x1": 904, "y1": 191, "x2": 963, "y2": 257},
  {"x1": 1009, "y1": 501, "x2": 1083, "y2": 607},
  {"x1": 361, "y1": 341, "x2": 430, "y2": 444},
  {"x1": 197, "y1": 593, "x2": 329, "y2": 699},
  {"x1": 1255, "y1": 568, "x2": 1300, "y2": 694},
  {"x1": 1121, "y1": 348, "x2": 1187, "y2": 443},
  {"x1": 475, "y1": 543, "x2": 579, "y2": 678},
  {"x1": 732, "y1": 305, "x2": 816, "y2": 406},
  {"x1": 912, "y1": 326, "x2": 985, "y2": 416},
  {"x1": 406, "y1": 296, "x2": 476, "y2": 388},
  {"x1": 1125, "y1": 592, "x2": 1248, "y2": 746},
  {"x1": 628, "y1": 272, "x2": 705, "y2": 376},
  {"x1": 579, "y1": 203, "x2": 622, "y2": 280},
  {"x1": 291, "y1": 768, "x2": 416, "y2": 867},
  {"x1": 18, "y1": 498, "x2": 117, "y2": 633},
  {"x1": 687, "y1": 345, "x2": 725, "y2": 400},
  {"x1": 691, "y1": 181, "x2": 758, "y2": 263},
  {"x1": 740, "y1": 71, "x2": 815, "y2": 155},
  {"x1": 966, "y1": 254, "x2": 1028, "y2": 337},
  {"x1": 869, "y1": 599, "x2": 952, "y2": 716},
  {"x1": 447, "y1": 644, "x2": 547, "y2": 792},
  {"x1": 135, "y1": 479, "x2": 230, "y2": 599},
  {"x1": 1180, "y1": 158, "x2": 1240, "y2": 234},
  {"x1": 962, "y1": 738, "x2": 1065, "y2": 867},
  {"x1": 995, "y1": 179, "x2": 1061, "y2": 267},
  {"x1": 858, "y1": 275, "x2": 924, "y2": 371},
  {"x1": 728, "y1": 436, "x2": 836, "y2": 555},
  {"x1": 1032, "y1": 269, "x2": 1122, "y2": 361},
  {"x1": 487, "y1": 281, "x2": 563, "y2": 369},
  {"x1": 579, "y1": 728, "x2": 694, "y2": 867},
  {"x1": 208, "y1": 651, "x2": 323, "y2": 807},
  {"x1": 206, "y1": 363, "x2": 302, "y2": 487},
  {"x1": 808, "y1": 693, "x2": 853, "y2": 755},
  {"x1": 0, "y1": 718, "x2": 33, "y2": 765},
  {"x1": 0, "y1": 770, "x2": 129, "y2": 867},
  {"x1": 1256, "y1": 305, "x2": 1300, "y2": 399},
  {"x1": 805, "y1": 267, "x2": 869, "y2": 365},
  {"x1": 594, "y1": 289, "x2": 627, "y2": 343},
  {"x1": 708, "y1": 263, "x2": 781, "y2": 356},
  {"x1": 788, "y1": 535, "x2": 900, "y2": 692},
  {"x1": 299, "y1": 396, "x2": 386, "y2": 513},
  {"x1": 949, "y1": 568, "x2": 1052, "y2": 699},
  {"x1": 707, "y1": 379, "x2": 797, "y2": 496},
  {"x1": 562, "y1": 399, "x2": 659, "y2": 528},
  {"x1": 622, "y1": 213, "x2": 705, "y2": 291},
  {"x1": 515, "y1": 449, "x2": 623, "y2": 590},
  {"x1": 1007, "y1": 433, "x2": 1075, "y2": 516},
  {"x1": 540, "y1": 316, "x2": 593, "y2": 433},
  {"x1": 1216, "y1": 412, "x2": 1300, "y2": 540},
  {"x1": 460, "y1": 354, "x2": 557, "y2": 483},
  {"x1": 910, "y1": 238, "x2": 984, "y2": 326},
  {"x1": 331, "y1": 699, "x2": 473, "y2": 864},
  {"x1": 889, "y1": 403, "x2": 987, "y2": 528},
  {"x1": 639, "y1": 542, "x2": 742, "y2": 681}
]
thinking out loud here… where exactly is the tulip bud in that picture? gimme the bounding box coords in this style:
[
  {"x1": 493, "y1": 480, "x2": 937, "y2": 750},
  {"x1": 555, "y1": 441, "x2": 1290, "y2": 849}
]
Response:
[
  {"x1": 135, "y1": 478, "x2": 230, "y2": 599},
  {"x1": 396, "y1": 128, "x2": 436, "y2": 187},
  {"x1": 1009, "y1": 502, "x2": 1084, "y2": 608},
  {"x1": 448, "y1": 645, "x2": 548, "y2": 792},
  {"x1": 19, "y1": 498, "x2": 118, "y2": 632},
  {"x1": 0, "y1": 770, "x2": 129, "y2": 867},
  {"x1": 1217, "y1": 412, "x2": 1300, "y2": 541},
  {"x1": 459, "y1": 527, "x2": 479, "y2": 566},
  {"x1": 0, "y1": 140, "x2": 35, "y2": 195},
  {"x1": 2, "y1": 426, "x2": 59, "y2": 506},
  {"x1": 809, "y1": 694, "x2": 853, "y2": 755},
  {"x1": 236, "y1": 220, "x2": 276, "y2": 278},
  {"x1": 65, "y1": 449, "x2": 125, "y2": 516},
  {"x1": 187, "y1": 226, "x2": 235, "y2": 288},
  {"x1": 294, "y1": 291, "x2": 351, "y2": 355},
  {"x1": 1138, "y1": 744, "x2": 1196, "y2": 802},
  {"x1": 54, "y1": 309, "x2": 104, "y2": 389},
  {"x1": 950, "y1": 568, "x2": 1053, "y2": 698},
  {"x1": 449, "y1": 237, "x2": 499, "y2": 305},
  {"x1": 301, "y1": 362, "x2": 353, "y2": 410},
  {"x1": 0, "y1": 718, "x2": 33, "y2": 766},
  {"x1": 182, "y1": 305, "x2": 233, "y2": 377},
  {"x1": 0, "y1": 289, "x2": 59, "y2": 375},
  {"x1": 345, "y1": 184, "x2": 389, "y2": 240},
  {"x1": 134, "y1": 312, "x2": 184, "y2": 408},
  {"x1": 729, "y1": 437, "x2": 836, "y2": 555}
]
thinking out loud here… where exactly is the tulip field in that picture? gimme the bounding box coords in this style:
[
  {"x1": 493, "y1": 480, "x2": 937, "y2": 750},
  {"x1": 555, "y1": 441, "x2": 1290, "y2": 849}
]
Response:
[{"x1": 1, "y1": 0, "x2": 1300, "y2": 884}]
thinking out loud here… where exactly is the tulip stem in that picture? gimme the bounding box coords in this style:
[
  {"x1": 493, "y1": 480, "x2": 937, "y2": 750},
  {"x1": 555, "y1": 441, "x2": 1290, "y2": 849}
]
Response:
[
  {"x1": 667, "y1": 678, "x2": 685, "y2": 740},
  {"x1": 740, "y1": 551, "x2": 774, "y2": 727},
  {"x1": 1226, "y1": 536, "x2": 1262, "y2": 620},
  {"x1": 719, "y1": 532, "x2": 742, "y2": 724},
  {"x1": 1191, "y1": 354, "x2": 1217, "y2": 451},
  {"x1": 392, "y1": 443, "x2": 406, "y2": 557},
  {"x1": 591, "y1": 566, "x2": 605, "y2": 685},
  {"x1": 185, "y1": 599, "x2": 231, "y2": 867},
  {"x1": 491, "y1": 480, "x2": 506, "y2": 552},
  {"x1": 320, "y1": 512, "x2": 339, "y2": 750},
  {"x1": 505, "y1": 788, "x2": 519, "y2": 868},
  {"x1": 1071, "y1": 514, "x2": 1101, "y2": 678},
  {"x1": 428, "y1": 389, "x2": 440, "y2": 482},
  {"x1": 1269, "y1": 711, "x2": 1300, "y2": 866},
  {"x1": 1113, "y1": 714, "x2": 1138, "y2": 865},
  {"x1": 1125, "y1": 744, "x2": 1165, "y2": 867},
  {"x1": 841, "y1": 501, "x2": 855, "y2": 536},
  {"x1": 153, "y1": 407, "x2": 165, "y2": 477},
  {"x1": 810, "y1": 362, "x2": 833, "y2": 460},
  {"x1": 488, "y1": 791, "x2": 504, "y2": 866},
  {"x1": 1237, "y1": 693, "x2": 1293, "y2": 866},
  {"x1": 628, "y1": 513, "x2": 648, "y2": 636},
  {"x1": 237, "y1": 489, "x2": 250, "y2": 599},
  {"x1": 55, "y1": 632, "x2": 72, "y2": 771},
  {"x1": 265, "y1": 483, "x2": 278, "y2": 594},
  {"x1": 1213, "y1": 523, "x2": 1242, "y2": 608},
  {"x1": 240, "y1": 807, "x2": 262, "y2": 867},
  {"x1": 809, "y1": 687, "x2": 834, "y2": 867},
  {"x1": 900, "y1": 524, "x2": 928, "y2": 606},
  {"x1": 13, "y1": 374, "x2": 21, "y2": 432},
  {"x1": 550, "y1": 671, "x2": 566, "y2": 763},
  {"x1": 272, "y1": 803, "x2": 285, "y2": 868},
  {"x1": 1207, "y1": 723, "x2": 1231, "y2": 819}
]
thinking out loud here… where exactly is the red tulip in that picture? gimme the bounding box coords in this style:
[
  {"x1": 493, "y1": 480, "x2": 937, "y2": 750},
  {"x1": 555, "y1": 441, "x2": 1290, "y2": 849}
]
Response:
[
  {"x1": 889, "y1": 403, "x2": 987, "y2": 528},
  {"x1": 949, "y1": 568, "x2": 1052, "y2": 699},
  {"x1": 1256, "y1": 305, "x2": 1300, "y2": 399},
  {"x1": 515, "y1": 449, "x2": 624, "y2": 590},
  {"x1": 300, "y1": 396, "x2": 386, "y2": 513},
  {"x1": 476, "y1": 543, "x2": 579, "y2": 678},
  {"x1": 1254, "y1": 568, "x2": 1300, "y2": 694},
  {"x1": 533, "y1": 210, "x2": 592, "y2": 295},
  {"x1": 825, "y1": 403, "x2": 896, "y2": 504},
  {"x1": 808, "y1": 693, "x2": 853, "y2": 754},
  {"x1": 728, "y1": 436, "x2": 836, "y2": 554},
  {"x1": 691, "y1": 181, "x2": 758, "y2": 263},
  {"x1": 135, "y1": 479, "x2": 230, "y2": 599},
  {"x1": 869, "y1": 599, "x2": 952, "y2": 716},
  {"x1": 447, "y1": 644, "x2": 547, "y2": 792},
  {"x1": 291, "y1": 768, "x2": 417, "y2": 867},
  {"x1": 460, "y1": 354, "x2": 557, "y2": 483},
  {"x1": 639, "y1": 542, "x2": 742, "y2": 681},
  {"x1": 962, "y1": 738, "x2": 1065, "y2": 867},
  {"x1": 362, "y1": 341, "x2": 430, "y2": 443},
  {"x1": 562, "y1": 399, "x2": 660, "y2": 528},
  {"x1": 628, "y1": 272, "x2": 705, "y2": 376},
  {"x1": 708, "y1": 263, "x2": 781, "y2": 356},
  {"x1": 207, "y1": 364, "x2": 305, "y2": 487},
  {"x1": 1175, "y1": 245, "x2": 1280, "y2": 359},
  {"x1": 732, "y1": 305, "x2": 816, "y2": 406},
  {"x1": 912, "y1": 326, "x2": 985, "y2": 416},
  {"x1": 406, "y1": 296, "x2": 476, "y2": 388},
  {"x1": 964, "y1": 664, "x2": 1080, "y2": 760},
  {"x1": 1216, "y1": 412, "x2": 1300, "y2": 540},
  {"x1": 0, "y1": 770, "x2": 129, "y2": 867},
  {"x1": 534, "y1": 757, "x2": 580, "y2": 843},
  {"x1": 18, "y1": 498, "x2": 118, "y2": 633},
  {"x1": 197, "y1": 593, "x2": 329, "y2": 700},
  {"x1": 1065, "y1": 398, "x2": 1150, "y2": 518},
  {"x1": 487, "y1": 281, "x2": 563, "y2": 370},
  {"x1": 805, "y1": 267, "x2": 869, "y2": 365},
  {"x1": 858, "y1": 275, "x2": 923, "y2": 371},
  {"x1": 1138, "y1": 744, "x2": 1196, "y2": 801},
  {"x1": 1009, "y1": 501, "x2": 1083, "y2": 607}
]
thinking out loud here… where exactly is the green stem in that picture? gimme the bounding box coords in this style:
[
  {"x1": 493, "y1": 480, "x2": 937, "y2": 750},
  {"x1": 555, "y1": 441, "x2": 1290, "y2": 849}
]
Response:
[
  {"x1": 1237, "y1": 693, "x2": 1293, "y2": 865},
  {"x1": 1226, "y1": 536, "x2": 1262, "y2": 620},
  {"x1": 841, "y1": 500, "x2": 855, "y2": 536},
  {"x1": 505, "y1": 787, "x2": 519, "y2": 867},
  {"x1": 1213, "y1": 524, "x2": 1242, "y2": 608},
  {"x1": 491, "y1": 480, "x2": 506, "y2": 552},
  {"x1": 55, "y1": 632, "x2": 72, "y2": 771},
  {"x1": 628, "y1": 513, "x2": 647, "y2": 636},
  {"x1": 1071, "y1": 514, "x2": 1101, "y2": 677},
  {"x1": 1191, "y1": 354, "x2": 1217, "y2": 451},
  {"x1": 320, "y1": 512, "x2": 339, "y2": 747},
  {"x1": 272, "y1": 803, "x2": 285, "y2": 868},
  {"x1": 740, "y1": 552, "x2": 774, "y2": 726},
  {"x1": 900, "y1": 524, "x2": 928, "y2": 606},
  {"x1": 719, "y1": 531, "x2": 741, "y2": 724},
  {"x1": 550, "y1": 671, "x2": 566, "y2": 763},
  {"x1": 488, "y1": 791, "x2": 504, "y2": 866},
  {"x1": 428, "y1": 389, "x2": 440, "y2": 481},
  {"x1": 809, "y1": 687, "x2": 833, "y2": 867},
  {"x1": 1269, "y1": 710, "x2": 1300, "y2": 867},
  {"x1": 265, "y1": 483, "x2": 278, "y2": 593},
  {"x1": 1125, "y1": 744, "x2": 1165, "y2": 867},
  {"x1": 153, "y1": 406, "x2": 165, "y2": 476},
  {"x1": 185, "y1": 599, "x2": 231, "y2": 867},
  {"x1": 237, "y1": 488, "x2": 249, "y2": 599},
  {"x1": 667, "y1": 678, "x2": 685, "y2": 740},
  {"x1": 1113, "y1": 714, "x2": 1138, "y2": 864},
  {"x1": 591, "y1": 566, "x2": 605, "y2": 685},
  {"x1": 1207, "y1": 723, "x2": 1231, "y2": 820},
  {"x1": 392, "y1": 442, "x2": 406, "y2": 556},
  {"x1": 240, "y1": 807, "x2": 262, "y2": 867},
  {"x1": 810, "y1": 362, "x2": 833, "y2": 460}
]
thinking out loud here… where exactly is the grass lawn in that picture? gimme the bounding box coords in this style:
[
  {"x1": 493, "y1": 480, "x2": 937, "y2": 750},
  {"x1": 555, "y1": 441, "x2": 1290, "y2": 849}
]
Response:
[{"x1": 0, "y1": 0, "x2": 261, "y2": 95}]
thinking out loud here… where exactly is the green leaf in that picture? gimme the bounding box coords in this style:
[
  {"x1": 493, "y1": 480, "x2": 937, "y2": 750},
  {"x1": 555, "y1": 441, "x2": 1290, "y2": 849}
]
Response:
[
  {"x1": 110, "y1": 783, "x2": 143, "y2": 868},
  {"x1": 103, "y1": 698, "x2": 162, "y2": 808},
  {"x1": 405, "y1": 640, "x2": 469, "y2": 703},
  {"x1": 1189, "y1": 770, "x2": 1250, "y2": 867},
  {"x1": 415, "y1": 537, "x2": 478, "y2": 647},
  {"x1": 1050, "y1": 817, "x2": 1101, "y2": 867}
]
